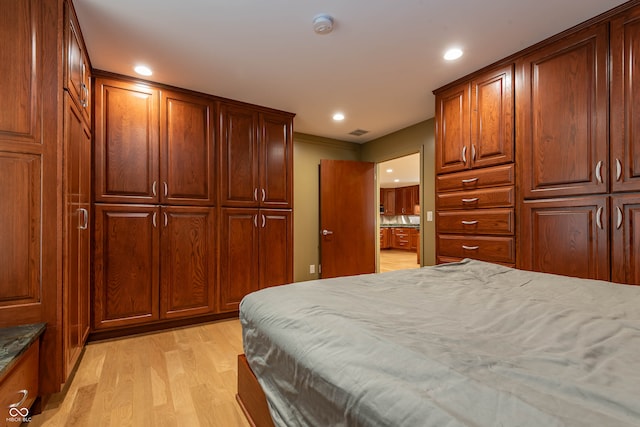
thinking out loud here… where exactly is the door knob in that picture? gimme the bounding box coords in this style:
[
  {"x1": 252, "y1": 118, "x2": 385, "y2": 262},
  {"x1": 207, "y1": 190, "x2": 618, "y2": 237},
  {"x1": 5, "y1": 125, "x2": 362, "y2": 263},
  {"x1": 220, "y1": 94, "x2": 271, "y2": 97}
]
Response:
[{"x1": 322, "y1": 229, "x2": 333, "y2": 236}]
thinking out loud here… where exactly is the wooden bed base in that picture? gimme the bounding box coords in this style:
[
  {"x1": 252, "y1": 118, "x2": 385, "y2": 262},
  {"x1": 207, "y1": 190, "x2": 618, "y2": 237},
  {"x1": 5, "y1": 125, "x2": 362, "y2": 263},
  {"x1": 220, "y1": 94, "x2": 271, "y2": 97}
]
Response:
[{"x1": 236, "y1": 354, "x2": 276, "y2": 427}]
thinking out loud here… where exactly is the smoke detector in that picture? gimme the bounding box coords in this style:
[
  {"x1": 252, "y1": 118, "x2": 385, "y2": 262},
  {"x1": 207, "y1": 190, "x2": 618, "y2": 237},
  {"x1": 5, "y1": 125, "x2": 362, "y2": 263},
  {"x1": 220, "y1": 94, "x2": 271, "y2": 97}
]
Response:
[{"x1": 313, "y1": 14, "x2": 334, "y2": 35}]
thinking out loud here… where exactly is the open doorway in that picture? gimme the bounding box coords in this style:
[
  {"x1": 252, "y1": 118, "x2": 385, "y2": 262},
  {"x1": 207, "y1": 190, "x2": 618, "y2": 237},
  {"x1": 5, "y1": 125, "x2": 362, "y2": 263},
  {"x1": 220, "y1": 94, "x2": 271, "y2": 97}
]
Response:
[{"x1": 378, "y1": 153, "x2": 421, "y2": 272}]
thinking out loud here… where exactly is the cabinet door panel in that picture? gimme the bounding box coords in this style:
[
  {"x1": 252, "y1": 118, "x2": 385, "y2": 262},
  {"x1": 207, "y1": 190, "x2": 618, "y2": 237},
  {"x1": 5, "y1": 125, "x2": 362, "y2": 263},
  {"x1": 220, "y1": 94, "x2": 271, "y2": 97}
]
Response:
[
  {"x1": 220, "y1": 105, "x2": 258, "y2": 206},
  {"x1": 161, "y1": 91, "x2": 216, "y2": 205},
  {"x1": 0, "y1": 153, "x2": 41, "y2": 307},
  {"x1": 517, "y1": 23, "x2": 608, "y2": 198},
  {"x1": 260, "y1": 112, "x2": 293, "y2": 208},
  {"x1": 219, "y1": 209, "x2": 259, "y2": 311},
  {"x1": 519, "y1": 196, "x2": 609, "y2": 280},
  {"x1": 94, "y1": 78, "x2": 159, "y2": 203},
  {"x1": 611, "y1": 195, "x2": 640, "y2": 285},
  {"x1": 160, "y1": 207, "x2": 216, "y2": 318},
  {"x1": 611, "y1": 8, "x2": 640, "y2": 192},
  {"x1": 0, "y1": 0, "x2": 41, "y2": 144},
  {"x1": 93, "y1": 205, "x2": 160, "y2": 329},
  {"x1": 64, "y1": 2, "x2": 90, "y2": 125},
  {"x1": 471, "y1": 64, "x2": 514, "y2": 168},
  {"x1": 259, "y1": 210, "x2": 293, "y2": 288},
  {"x1": 436, "y1": 84, "x2": 470, "y2": 174}
]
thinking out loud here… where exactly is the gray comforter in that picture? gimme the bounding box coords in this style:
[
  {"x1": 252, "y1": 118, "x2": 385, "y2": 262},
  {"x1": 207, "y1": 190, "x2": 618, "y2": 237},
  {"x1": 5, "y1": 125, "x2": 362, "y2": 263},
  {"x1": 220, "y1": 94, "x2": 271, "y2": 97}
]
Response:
[{"x1": 240, "y1": 259, "x2": 640, "y2": 426}]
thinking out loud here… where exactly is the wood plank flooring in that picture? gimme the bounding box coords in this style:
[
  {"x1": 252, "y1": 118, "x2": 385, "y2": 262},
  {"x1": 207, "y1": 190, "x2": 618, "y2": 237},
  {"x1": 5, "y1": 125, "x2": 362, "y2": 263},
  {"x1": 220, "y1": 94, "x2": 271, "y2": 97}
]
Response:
[
  {"x1": 380, "y1": 249, "x2": 420, "y2": 272},
  {"x1": 31, "y1": 319, "x2": 250, "y2": 427}
]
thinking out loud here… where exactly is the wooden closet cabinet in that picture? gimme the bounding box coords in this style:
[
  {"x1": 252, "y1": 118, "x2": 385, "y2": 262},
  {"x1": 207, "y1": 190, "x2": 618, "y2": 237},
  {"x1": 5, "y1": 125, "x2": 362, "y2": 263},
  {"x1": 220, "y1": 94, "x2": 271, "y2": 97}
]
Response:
[
  {"x1": 93, "y1": 204, "x2": 216, "y2": 329},
  {"x1": 435, "y1": 64, "x2": 514, "y2": 174},
  {"x1": 220, "y1": 104, "x2": 293, "y2": 208},
  {"x1": 219, "y1": 208, "x2": 292, "y2": 312},
  {"x1": 611, "y1": 194, "x2": 640, "y2": 285},
  {"x1": 65, "y1": 1, "x2": 91, "y2": 126},
  {"x1": 517, "y1": 22, "x2": 609, "y2": 199}
]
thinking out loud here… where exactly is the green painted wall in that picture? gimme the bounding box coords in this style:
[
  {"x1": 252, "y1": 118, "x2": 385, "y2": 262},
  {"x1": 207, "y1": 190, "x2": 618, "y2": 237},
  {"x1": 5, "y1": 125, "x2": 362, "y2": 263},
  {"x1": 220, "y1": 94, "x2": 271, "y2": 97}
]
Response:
[
  {"x1": 293, "y1": 133, "x2": 361, "y2": 282},
  {"x1": 360, "y1": 119, "x2": 436, "y2": 266}
]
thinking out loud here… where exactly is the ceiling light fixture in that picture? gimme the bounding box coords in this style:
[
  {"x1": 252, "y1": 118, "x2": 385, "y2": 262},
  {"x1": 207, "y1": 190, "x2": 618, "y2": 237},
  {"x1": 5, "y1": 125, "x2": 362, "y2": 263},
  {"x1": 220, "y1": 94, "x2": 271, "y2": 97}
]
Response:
[
  {"x1": 313, "y1": 14, "x2": 334, "y2": 35},
  {"x1": 386, "y1": 169, "x2": 393, "y2": 173},
  {"x1": 332, "y1": 112, "x2": 345, "y2": 121},
  {"x1": 444, "y1": 48, "x2": 463, "y2": 61},
  {"x1": 134, "y1": 65, "x2": 153, "y2": 76}
]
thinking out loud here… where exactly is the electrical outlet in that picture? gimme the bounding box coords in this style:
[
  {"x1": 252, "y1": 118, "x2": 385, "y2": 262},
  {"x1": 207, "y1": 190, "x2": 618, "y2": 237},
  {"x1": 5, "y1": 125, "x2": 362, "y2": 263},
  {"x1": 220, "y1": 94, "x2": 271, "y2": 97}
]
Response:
[{"x1": 309, "y1": 264, "x2": 315, "y2": 274}]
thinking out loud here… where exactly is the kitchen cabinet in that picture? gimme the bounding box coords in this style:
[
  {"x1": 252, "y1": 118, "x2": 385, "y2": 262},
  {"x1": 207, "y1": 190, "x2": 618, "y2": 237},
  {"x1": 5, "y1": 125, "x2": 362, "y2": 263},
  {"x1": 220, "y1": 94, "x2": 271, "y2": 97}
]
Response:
[
  {"x1": 220, "y1": 104, "x2": 293, "y2": 208},
  {"x1": 391, "y1": 228, "x2": 411, "y2": 250},
  {"x1": 219, "y1": 208, "x2": 292, "y2": 311},
  {"x1": 95, "y1": 77, "x2": 216, "y2": 205},
  {"x1": 611, "y1": 194, "x2": 640, "y2": 285},
  {"x1": 435, "y1": 64, "x2": 514, "y2": 174},
  {"x1": 395, "y1": 185, "x2": 419, "y2": 215},
  {"x1": 410, "y1": 229, "x2": 419, "y2": 251},
  {"x1": 517, "y1": 23, "x2": 608, "y2": 199},
  {"x1": 381, "y1": 188, "x2": 396, "y2": 215},
  {"x1": 380, "y1": 228, "x2": 391, "y2": 249},
  {"x1": 94, "y1": 204, "x2": 216, "y2": 329},
  {"x1": 65, "y1": 1, "x2": 91, "y2": 126}
]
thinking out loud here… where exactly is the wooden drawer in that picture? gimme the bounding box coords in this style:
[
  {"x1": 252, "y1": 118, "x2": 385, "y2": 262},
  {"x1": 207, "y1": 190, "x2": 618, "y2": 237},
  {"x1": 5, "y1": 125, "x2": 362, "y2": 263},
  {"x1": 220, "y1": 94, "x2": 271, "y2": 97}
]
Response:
[
  {"x1": 437, "y1": 208, "x2": 514, "y2": 235},
  {"x1": 437, "y1": 186, "x2": 514, "y2": 210},
  {"x1": 437, "y1": 234, "x2": 515, "y2": 264},
  {"x1": 0, "y1": 342, "x2": 39, "y2": 424},
  {"x1": 437, "y1": 255, "x2": 515, "y2": 268},
  {"x1": 437, "y1": 164, "x2": 514, "y2": 193}
]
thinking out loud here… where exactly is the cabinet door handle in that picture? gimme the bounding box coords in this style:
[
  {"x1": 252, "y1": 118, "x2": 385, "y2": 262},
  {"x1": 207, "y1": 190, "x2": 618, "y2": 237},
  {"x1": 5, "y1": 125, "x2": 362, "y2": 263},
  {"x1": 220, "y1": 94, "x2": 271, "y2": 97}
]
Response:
[
  {"x1": 80, "y1": 83, "x2": 88, "y2": 108},
  {"x1": 152, "y1": 212, "x2": 157, "y2": 228},
  {"x1": 461, "y1": 220, "x2": 478, "y2": 225},
  {"x1": 163, "y1": 182, "x2": 168, "y2": 197},
  {"x1": 78, "y1": 208, "x2": 89, "y2": 230},
  {"x1": 596, "y1": 206, "x2": 603, "y2": 230},
  {"x1": 261, "y1": 188, "x2": 266, "y2": 202},
  {"x1": 461, "y1": 146, "x2": 467, "y2": 165},
  {"x1": 616, "y1": 206, "x2": 623, "y2": 229},
  {"x1": 461, "y1": 177, "x2": 478, "y2": 184},
  {"x1": 595, "y1": 160, "x2": 604, "y2": 184},
  {"x1": 462, "y1": 197, "x2": 479, "y2": 203},
  {"x1": 9, "y1": 389, "x2": 29, "y2": 409},
  {"x1": 164, "y1": 212, "x2": 168, "y2": 227},
  {"x1": 616, "y1": 158, "x2": 622, "y2": 182},
  {"x1": 254, "y1": 188, "x2": 258, "y2": 201},
  {"x1": 262, "y1": 214, "x2": 266, "y2": 228},
  {"x1": 152, "y1": 181, "x2": 157, "y2": 196},
  {"x1": 462, "y1": 245, "x2": 479, "y2": 250},
  {"x1": 253, "y1": 214, "x2": 257, "y2": 227},
  {"x1": 471, "y1": 144, "x2": 476, "y2": 161}
]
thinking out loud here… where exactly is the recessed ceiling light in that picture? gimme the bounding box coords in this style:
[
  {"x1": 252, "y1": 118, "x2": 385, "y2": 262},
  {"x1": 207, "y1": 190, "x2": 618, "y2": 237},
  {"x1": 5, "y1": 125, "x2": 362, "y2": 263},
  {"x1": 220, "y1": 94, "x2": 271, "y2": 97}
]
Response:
[
  {"x1": 386, "y1": 169, "x2": 393, "y2": 173},
  {"x1": 444, "y1": 48, "x2": 463, "y2": 61},
  {"x1": 394, "y1": 179, "x2": 400, "y2": 183},
  {"x1": 134, "y1": 65, "x2": 153, "y2": 76},
  {"x1": 333, "y1": 113, "x2": 345, "y2": 121}
]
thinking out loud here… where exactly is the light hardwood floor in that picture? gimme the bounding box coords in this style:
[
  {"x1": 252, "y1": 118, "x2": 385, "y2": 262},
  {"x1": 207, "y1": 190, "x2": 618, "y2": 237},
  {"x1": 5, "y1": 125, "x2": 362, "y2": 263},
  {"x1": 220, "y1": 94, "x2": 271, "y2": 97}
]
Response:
[
  {"x1": 31, "y1": 319, "x2": 250, "y2": 427},
  {"x1": 379, "y1": 249, "x2": 420, "y2": 272}
]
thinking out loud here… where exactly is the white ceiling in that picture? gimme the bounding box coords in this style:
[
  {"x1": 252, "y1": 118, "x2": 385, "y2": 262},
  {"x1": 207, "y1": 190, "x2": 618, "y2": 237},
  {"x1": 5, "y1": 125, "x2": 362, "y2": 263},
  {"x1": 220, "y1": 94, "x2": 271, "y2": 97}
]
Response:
[
  {"x1": 379, "y1": 154, "x2": 420, "y2": 188},
  {"x1": 74, "y1": 0, "x2": 627, "y2": 143}
]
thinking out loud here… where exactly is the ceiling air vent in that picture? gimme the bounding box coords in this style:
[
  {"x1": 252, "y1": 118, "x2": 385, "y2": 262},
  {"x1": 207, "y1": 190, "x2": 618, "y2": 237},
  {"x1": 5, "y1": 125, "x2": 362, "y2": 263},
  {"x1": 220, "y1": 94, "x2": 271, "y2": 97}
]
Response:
[{"x1": 349, "y1": 129, "x2": 369, "y2": 136}]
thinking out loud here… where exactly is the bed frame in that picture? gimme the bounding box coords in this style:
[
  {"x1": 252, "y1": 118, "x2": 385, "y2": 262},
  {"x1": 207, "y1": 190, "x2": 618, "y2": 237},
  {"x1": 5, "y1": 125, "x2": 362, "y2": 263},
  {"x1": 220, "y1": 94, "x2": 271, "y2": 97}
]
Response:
[{"x1": 236, "y1": 354, "x2": 275, "y2": 427}]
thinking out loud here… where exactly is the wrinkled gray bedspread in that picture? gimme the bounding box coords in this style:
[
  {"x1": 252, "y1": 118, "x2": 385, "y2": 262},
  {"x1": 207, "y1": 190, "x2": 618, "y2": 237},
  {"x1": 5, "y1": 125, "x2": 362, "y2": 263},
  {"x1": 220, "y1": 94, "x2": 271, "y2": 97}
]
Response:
[{"x1": 240, "y1": 259, "x2": 640, "y2": 426}]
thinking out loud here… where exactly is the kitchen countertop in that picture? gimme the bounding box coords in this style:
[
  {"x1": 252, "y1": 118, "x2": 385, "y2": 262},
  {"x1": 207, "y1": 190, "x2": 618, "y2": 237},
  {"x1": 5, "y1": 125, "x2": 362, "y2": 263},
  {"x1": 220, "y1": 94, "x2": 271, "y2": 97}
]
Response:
[
  {"x1": 380, "y1": 224, "x2": 420, "y2": 229},
  {"x1": 0, "y1": 323, "x2": 46, "y2": 378}
]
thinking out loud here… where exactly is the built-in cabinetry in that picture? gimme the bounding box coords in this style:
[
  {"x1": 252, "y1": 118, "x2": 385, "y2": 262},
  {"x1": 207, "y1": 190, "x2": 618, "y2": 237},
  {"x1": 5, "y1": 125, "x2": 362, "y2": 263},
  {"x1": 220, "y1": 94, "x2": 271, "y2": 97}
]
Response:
[
  {"x1": 435, "y1": 64, "x2": 516, "y2": 267},
  {"x1": 435, "y1": 1, "x2": 640, "y2": 285},
  {"x1": 380, "y1": 227, "x2": 419, "y2": 252},
  {"x1": 381, "y1": 185, "x2": 419, "y2": 216},
  {"x1": 93, "y1": 72, "x2": 294, "y2": 329},
  {"x1": 380, "y1": 188, "x2": 396, "y2": 215}
]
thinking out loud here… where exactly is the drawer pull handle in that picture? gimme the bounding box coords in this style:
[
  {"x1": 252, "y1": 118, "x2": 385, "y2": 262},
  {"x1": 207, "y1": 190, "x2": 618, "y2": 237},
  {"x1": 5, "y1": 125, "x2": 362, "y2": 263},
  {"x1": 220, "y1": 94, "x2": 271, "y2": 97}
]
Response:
[
  {"x1": 9, "y1": 389, "x2": 29, "y2": 409},
  {"x1": 462, "y1": 245, "x2": 479, "y2": 250},
  {"x1": 462, "y1": 198, "x2": 479, "y2": 203},
  {"x1": 461, "y1": 177, "x2": 478, "y2": 184},
  {"x1": 461, "y1": 220, "x2": 478, "y2": 225}
]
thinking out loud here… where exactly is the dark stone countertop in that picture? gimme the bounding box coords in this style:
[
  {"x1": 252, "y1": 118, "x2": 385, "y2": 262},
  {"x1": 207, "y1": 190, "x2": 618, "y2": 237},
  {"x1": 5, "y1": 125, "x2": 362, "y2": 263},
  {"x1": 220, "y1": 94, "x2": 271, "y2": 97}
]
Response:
[
  {"x1": 380, "y1": 224, "x2": 420, "y2": 229},
  {"x1": 0, "y1": 323, "x2": 46, "y2": 378}
]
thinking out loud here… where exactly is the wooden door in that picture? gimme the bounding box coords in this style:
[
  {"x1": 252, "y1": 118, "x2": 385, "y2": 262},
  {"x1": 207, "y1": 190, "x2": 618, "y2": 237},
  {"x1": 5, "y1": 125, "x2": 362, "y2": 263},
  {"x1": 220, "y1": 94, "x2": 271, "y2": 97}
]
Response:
[
  {"x1": 471, "y1": 64, "x2": 514, "y2": 168},
  {"x1": 219, "y1": 208, "x2": 260, "y2": 311},
  {"x1": 219, "y1": 104, "x2": 259, "y2": 207},
  {"x1": 258, "y1": 209, "x2": 293, "y2": 288},
  {"x1": 320, "y1": 160, "x2": 375, "y2": 278},
  {"x1": 517, "y1": 23, "x2": 609, "y2": 199},
  {"x1": 611, "y1": 194, "x2": 640, "y2": 285},
  {"x1": 93, "y1": 205, "x2": 160, "y2": 329},
  {"x1": 435, "y1": 83, "x2": 470, "y2": 174},
  {"x1": 259, "y1": 112, "x2": 293, "y2": 208},
  {"x1": 160, "y1": 90, "x2": 216, "y2": 205},
  {"x1": 160, "y1": 206, "x2": 216, "y2": 318},
  {"x1": 520, "y1": 196, "x2": 609, "y2": 280},
  {"x1": 94, "y1": 77, "x2": 159, "y2": 203},
  {"x1": 611, "y1": 7, "x2": 640, "y2": 193}
]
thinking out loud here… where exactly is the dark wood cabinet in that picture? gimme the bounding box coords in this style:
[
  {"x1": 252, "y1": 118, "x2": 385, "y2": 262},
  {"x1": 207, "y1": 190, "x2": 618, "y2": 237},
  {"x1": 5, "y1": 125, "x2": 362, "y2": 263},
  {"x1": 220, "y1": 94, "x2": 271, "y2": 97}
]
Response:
[
  {"x1": 220, "y1": 104, "x2": 293, "y2": 208},
  {"x1": 94, "y1": 77, "x2": 160, "y2": 203},
  {"x1": 520, "y1": 196, "x2": 609, "y2": 280},
  {"x1": 219, "y1": 208, "x2": 292, "y2": 311},
  {"x1": 380, "y1": 228, "x2": 390, "y2": 249},
  {"x1": 381, "y1": 188, "x2": 396, "y2": 215},
  {"x1": 611, "y1": 194, "x2": 640, "y2": 285},
  {"x1": 611, "y1": 7, "x2": 640, "y2": 193},
  {"x1": 517, "y1": 23, "x2": 609, "y2": 199},
  {"x1": 395, "y1": 185, "x2": 419, "y2": 215},
  {"x1": 65, "y1": 0, "x2": 91, "y2": 126},
  {"x1": 392, "y1": 228, "x2": 411, "y2": 250},
  {"x1": 436, "y1": 64, "x2": 513, "y2": 174}
]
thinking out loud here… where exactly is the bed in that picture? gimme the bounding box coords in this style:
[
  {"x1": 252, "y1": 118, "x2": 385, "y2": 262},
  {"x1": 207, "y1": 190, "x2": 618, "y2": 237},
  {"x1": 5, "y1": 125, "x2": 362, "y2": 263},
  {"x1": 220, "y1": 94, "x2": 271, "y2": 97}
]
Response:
[{"x1": 237, "y1": 259, "x2": 640, "y2": 426}]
